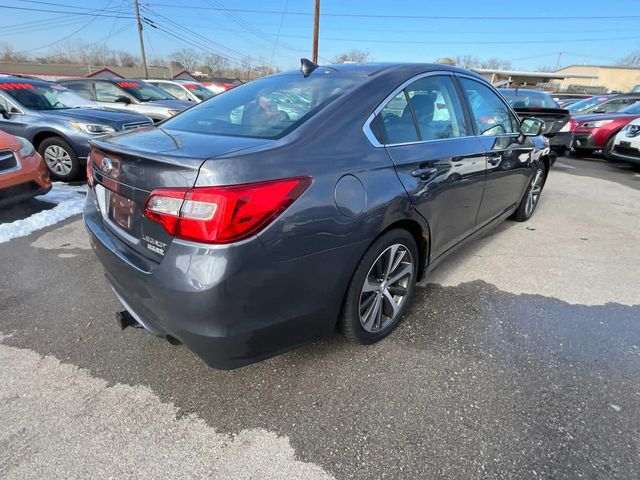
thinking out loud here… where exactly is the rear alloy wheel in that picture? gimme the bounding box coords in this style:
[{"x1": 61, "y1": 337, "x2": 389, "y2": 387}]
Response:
[
  {"x1": 512, "y1": 164, "x2": 546, "y2": 222},
  {"x1": 340, "y1": 229, "x2": 418, "y2": 344},
  {"x1": 39, "y1": 137, "x2": 80, "y2": 181}
]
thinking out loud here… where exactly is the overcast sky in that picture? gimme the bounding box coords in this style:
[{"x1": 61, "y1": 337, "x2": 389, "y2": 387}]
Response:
[{"x1": 2, "y1": 0, "x2": 639, "y2": 70}]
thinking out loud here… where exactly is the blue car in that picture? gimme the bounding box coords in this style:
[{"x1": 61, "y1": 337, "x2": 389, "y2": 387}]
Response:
[{"x1": 0, "y1": 78, "x2": 153, "y2": 180}]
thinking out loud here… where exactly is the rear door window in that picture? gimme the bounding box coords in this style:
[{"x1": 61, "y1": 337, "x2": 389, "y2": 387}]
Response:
[
  {"x1": 64, "y1": 82, "x2": 94, "y2": 100},
  {"x1": 376, "y1": 91, "x2": 419, "y2": 144}
]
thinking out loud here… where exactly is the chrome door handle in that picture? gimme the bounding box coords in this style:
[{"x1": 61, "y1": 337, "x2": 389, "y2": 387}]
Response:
[{"x1": 411, "y1": 167, "x2": 438, "y2": 179}]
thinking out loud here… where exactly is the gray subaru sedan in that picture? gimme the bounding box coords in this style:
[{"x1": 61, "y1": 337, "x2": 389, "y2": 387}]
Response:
[{"x1": 85, "y1": 60, "x2": 549, "y2": 369}]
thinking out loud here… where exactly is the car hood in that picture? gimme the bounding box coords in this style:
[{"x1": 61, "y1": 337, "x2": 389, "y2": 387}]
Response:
[
  {"x1": 140, "y1": 99, "x2": 192, "y2": 110},
  {"x1": 573, "y1": 112, "x2": 640, "y2": 123},
  {"x1": 38, "y1": 108, "x2": 150, "y2": 124},
  {"x1": 93, "y1": 127, "x2": 272, "y2": 160}
]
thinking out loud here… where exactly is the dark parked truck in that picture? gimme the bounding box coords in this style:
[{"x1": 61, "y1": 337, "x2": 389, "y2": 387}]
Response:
[
  {"x1": 85, "y1": 61, "x2": 551, "y2": 369},
  {"x1": 0, "y1": 78, "x2": 153, "y2": 180},
  {"x1": 500, "y1": 88, "x2": 572, "y2": 156}
]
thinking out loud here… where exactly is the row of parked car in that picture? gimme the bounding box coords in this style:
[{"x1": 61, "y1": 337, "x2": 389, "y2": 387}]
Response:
[
  {"x1": 0, "y1": 75, "x2": 243, "y2": 205},
  {"x1": 497, "y1": 87, "x2": 640, "y2": 166}
]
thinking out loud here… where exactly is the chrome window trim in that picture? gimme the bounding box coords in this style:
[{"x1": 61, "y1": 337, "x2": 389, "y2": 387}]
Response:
[
  {"x1": 362, "y1": 70, "x2": 477, "y2": 148},
  {"x1": 0, "y1": 92, "x2": 26, "y2": 115}
]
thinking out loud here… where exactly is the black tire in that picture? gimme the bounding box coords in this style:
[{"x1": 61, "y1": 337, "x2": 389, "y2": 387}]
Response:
[
  {"x1": 602, "y1": 136, "x2": 617, "y2": 162},
  {"x1": 340, "y1": 229, "x2": 419, "y2": 345},
  {"x1": 38, "y1": 137, "x2": 81, "y2": 181},
  {"x1": 512, "y1": 162, "x2": 547, "y2": 222},
  {"x1": 572, "y1": 147, "x2": 591, "y2": 157}
]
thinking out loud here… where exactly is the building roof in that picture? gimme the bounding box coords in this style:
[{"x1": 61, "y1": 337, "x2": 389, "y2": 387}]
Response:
[
  {"x1": 558, "y1": 64, "x2": 640, "y2": 71},
  {"x1": 473, "y1": 68, "x2": 597, "y2": 80},
  {"x1": 0, "y1": 61, "x2": 173, "y2": 80}
]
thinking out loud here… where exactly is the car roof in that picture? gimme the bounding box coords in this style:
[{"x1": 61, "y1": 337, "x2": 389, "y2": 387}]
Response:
[
  {"x1": 0, "y1": 77, "x2": 53, "y2": 87},
  {"x1": 274, "y1": 62, "x2": 482, "y2": 79}
]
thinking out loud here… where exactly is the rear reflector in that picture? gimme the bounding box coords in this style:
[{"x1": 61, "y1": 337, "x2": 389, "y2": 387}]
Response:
[{"x1": 144, "y1": 177, "x2": 312, "y2": 244}]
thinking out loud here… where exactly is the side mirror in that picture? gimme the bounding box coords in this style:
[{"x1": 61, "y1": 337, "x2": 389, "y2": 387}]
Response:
[
  {"x1": 0, "y1": 104, "x2": 9, "y2": 119},
  {"x1": 520, "y1": 117, "x2": 544, "y2": 137},
  {"x1": 115, "y1": 95, "x2": 131, "y2": 104}
]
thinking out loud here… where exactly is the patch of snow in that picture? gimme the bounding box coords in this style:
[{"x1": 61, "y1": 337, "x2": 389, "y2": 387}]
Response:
[{"x1": 0, "y1": 182, "x2": 87, "y2": 244}]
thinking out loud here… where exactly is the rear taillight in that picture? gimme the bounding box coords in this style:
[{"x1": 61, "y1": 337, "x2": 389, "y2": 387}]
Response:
[
  {"x1": 559, "y1": 118, "x2": 577, "y2": 133},
  {"x1": 87, "y1": 152, "x2": 94, "y2": 187},
  {"x1": 144, "y1": 177, "x2": 312, "y2": 244}
]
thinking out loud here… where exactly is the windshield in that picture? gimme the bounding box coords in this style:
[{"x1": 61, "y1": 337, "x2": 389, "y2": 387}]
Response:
[
  {"x1": 182, "y1": 83, "x2": 215, "y2": 100},
  {"x1": 568, "y1": 96, "x2": 612, "y2": 113},
  {"x1": 0, "y1": 82, "x2": 97, "y2": 110},
  {"x1": 162, "y1": 74, "x2": 360, "y2": 139},
  {"x1": 115, "y1": 81, "x2": 176, "y2": 102},
  {"x1": 619, "y1": 102, "x2": 640, "y2": 114},
  {"x1": 501, "y1": 90, "x2": 560, "y2": 109}
]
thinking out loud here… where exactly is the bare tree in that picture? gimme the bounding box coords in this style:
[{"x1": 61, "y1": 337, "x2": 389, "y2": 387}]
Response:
[
  {"x1": 202, "y1": 53, "x2": 230, "y2": 75},
  {"x1": 170, "y1": 48, "x2": 201, "y2": 72},
  {"x1": 0, "y1": 43, "x2": 28, "y2": 62},
  {"x1": 478, "y1": 58, "x2": 512, "y2": 70},
  {"x1": 117, "y1": 51, "x2": 139, "y2": 67},
  {"x1": 331, "y1": 49, "x2": 372, "y2": 63},
  {"x1": 617, "y1": 51, "x2": 640, "y2": 67}
]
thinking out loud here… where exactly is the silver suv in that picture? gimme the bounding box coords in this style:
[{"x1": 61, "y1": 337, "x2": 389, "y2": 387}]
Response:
[
  {"x1": 57, "y1": 78, "x2": 192, "y2": 122},
  {"x1": 146, "y1": 79, "x2": 215, "y2": 103}
]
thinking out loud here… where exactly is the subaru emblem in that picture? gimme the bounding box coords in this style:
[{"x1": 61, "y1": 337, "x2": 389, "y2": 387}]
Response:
[{"x1": 102, "y1": 157, "x2": 113, "y2": 174}]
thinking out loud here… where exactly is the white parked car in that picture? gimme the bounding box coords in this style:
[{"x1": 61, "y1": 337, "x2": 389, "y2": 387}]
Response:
[{"x1": 610, "y1": 118, "x2": 640, "y2": 166}]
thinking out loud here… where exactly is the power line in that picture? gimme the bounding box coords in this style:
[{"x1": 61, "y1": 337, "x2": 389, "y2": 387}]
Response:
[
  {"x1": 15, "y1": 0, "x2": 116, "y2": 54},
  {"x1": 0, "y1": 4, "x2": 134, "y2": 19},
  {"x1": 147, "y1": 4, "x2": 640, "y2": 21}
]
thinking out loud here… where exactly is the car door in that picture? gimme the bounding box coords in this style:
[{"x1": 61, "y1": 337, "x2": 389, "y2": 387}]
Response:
[
  {"x1": 94, "y1": 82, "x2": 136, "y2": 112},
  {"x1": 457, "y1": 76, "x2": 535, "y2": 226},
  {"x1": 0, "y1": 92, "x2": 30, "y2": 138},
  {"x1": 369, "y1": 72, "x2": 487, "y2": 259}
]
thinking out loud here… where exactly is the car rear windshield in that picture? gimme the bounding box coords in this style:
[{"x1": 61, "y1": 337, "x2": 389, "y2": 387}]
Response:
[
  {"x1": 567, "y1": 95, "x2": 613, "y2": 113},
  {"x1": 162, "y1": 74, "x2": 360, "y2": 139},
  {"x1": 115, "y1": 81, "x2": 176, "y2": 102},
  {"x1": 501, "y1": 90, "x2": 560, "y2": 109},
  {"x1": 0, "y1": 82, "x2": 96, "y2": 110}
]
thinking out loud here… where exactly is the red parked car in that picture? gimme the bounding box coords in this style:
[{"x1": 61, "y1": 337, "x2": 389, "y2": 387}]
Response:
[
  {"x1": 0, "y1": 129, "x2": 51, "y2": 206},
  {"x1": 572, "y1": 102, "x2": 640, "y2": 159}
]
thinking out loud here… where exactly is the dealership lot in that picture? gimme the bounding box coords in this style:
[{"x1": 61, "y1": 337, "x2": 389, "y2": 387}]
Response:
[{"x1": 0, "y1": 155, "x2": 638, "y2": 479}]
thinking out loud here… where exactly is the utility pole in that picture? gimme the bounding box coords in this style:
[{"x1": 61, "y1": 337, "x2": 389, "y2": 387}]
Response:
[
  {"x1": 312, "y1": 0, "x2": 320, "y2": 63},
  {"x1": 555, "y1": 52, "x2": 563, "y2": 71},
  {"x1": 133, "y1": 0, "x2": 149, "y2": 79}
]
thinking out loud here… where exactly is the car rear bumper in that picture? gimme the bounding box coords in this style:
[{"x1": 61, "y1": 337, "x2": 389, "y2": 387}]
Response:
[
  {"x1": 546, "y1": 132, "x2": 572, "y2": 150},
  {"x1": 84, "y1": 188, "x2": 362, "y2": 369}
]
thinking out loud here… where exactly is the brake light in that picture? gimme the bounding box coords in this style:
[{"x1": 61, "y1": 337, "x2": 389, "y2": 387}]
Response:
[
  {"x1": 86, "y1": 153, "x2": 94, "y2": 187},
  {"x1": 559, "y1": 118, "x2": 577, "y2": 132},
  {"x1": 144, "y1": 177, "x2": 312, "y2": 244}
]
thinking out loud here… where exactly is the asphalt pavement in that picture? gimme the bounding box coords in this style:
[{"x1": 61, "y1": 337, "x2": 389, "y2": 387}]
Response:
[{"x1": 1, "y1": 155, "x2": 638, "y2": 479}]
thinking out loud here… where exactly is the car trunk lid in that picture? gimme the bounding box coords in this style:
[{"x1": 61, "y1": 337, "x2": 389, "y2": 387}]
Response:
[
  {"x1": 513, "y1": 107, "x2": 571, "y2": 136},
  {"x1": 89, "y1": 128, "x2": 270, "y2": 260}
]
